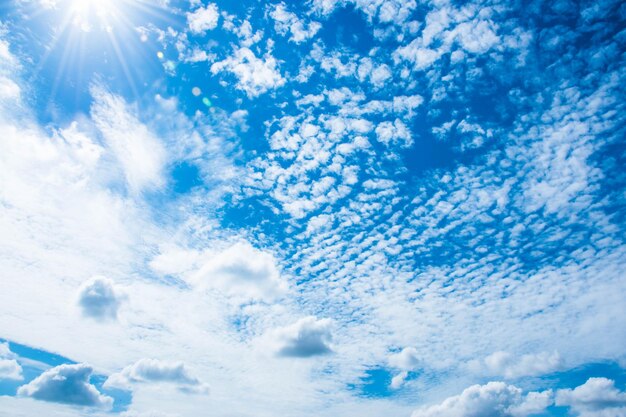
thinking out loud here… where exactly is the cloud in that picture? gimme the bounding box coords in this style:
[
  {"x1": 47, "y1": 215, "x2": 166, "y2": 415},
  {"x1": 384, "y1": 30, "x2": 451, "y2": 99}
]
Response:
[
  {"x1": 187, "y1": 4, "x2": 219, "y2": 34},
  {"x1": 270, "y1": 3, "x2": 321, "y2": 44},
  {"x1": 555, "y1": 378, "x2": 626, "y2": 417},
  {"x1": 77, "y1": 276, "x2": 124, "y2": 321},
  {"x1": 90, "y1": 86, "x2": 167, "y2": 194},
  {"x1": 17, "y1": 363, "x2": 113, "y2": 409},
  {"x1": 388, "y1": 347, "x2": 420, "y2": 388},
  {"x1": 0, "y1": 342, "x2": 23, "y2": 381},
  {"x1": 210, "y1": 47, "x2": 285, "y2": 97},
  {"x1": 104, "y1": 358, "x2": 209, "y2": 394},
  {"x1": 469, "y1": 351, "x2": 561, "y2": 379},
  {"x1": 188, "y1": 242, "x2": 287, "y2": 302},
  {"x1": 266, "y1": 316, "x2": 333, "y2": 358},
  {"x1": 411, "y1": 381, "x2": 552, "y2": 417}
]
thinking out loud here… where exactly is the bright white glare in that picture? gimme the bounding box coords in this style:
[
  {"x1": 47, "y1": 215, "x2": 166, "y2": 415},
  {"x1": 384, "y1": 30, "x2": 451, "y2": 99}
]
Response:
[{"x1": 67, "y1": 0, "x2": 121, "y2": 32}]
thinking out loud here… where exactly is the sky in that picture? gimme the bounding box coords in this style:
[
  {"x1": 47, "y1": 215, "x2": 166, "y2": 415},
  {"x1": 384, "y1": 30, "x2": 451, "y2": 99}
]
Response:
[{"x1": 0, "y1": 0, "x2": 625, "y2": 416}]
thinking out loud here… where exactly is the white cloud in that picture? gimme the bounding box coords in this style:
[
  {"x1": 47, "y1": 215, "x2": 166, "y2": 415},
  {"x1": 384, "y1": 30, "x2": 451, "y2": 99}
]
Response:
[
  {"x1": 77, "y1": 276, "x2": 124, "y2": 321},
  {"x1": 187, "y1": 4, "x2": 219, "y2": 34},
  {"x1": 210, "y1": 47, "x2": 285, "y2": 97},
  {"x1": 104, "y1": 358, "x2": 209, "y2": 394},
  {"x1": 389, "y1": 347, "x2": 420, "y2": 371},
  {"x1": 375, "y1": 119, "x2": 413, "y2": 147},
  {"x1": 411, "y1": 381, "x2": 552, "y2": 417},
  {"x1": 0, "y1": 342, "x2": 23, "y2": 381},
  {"x1": 390, "y1": 371, "x2": 409, "y2": 389},
  {"x1": 270, "y1": 3, "x2": 321, "y2": 44},
  {"x1": 17, "y1": 363, "x2": 113, "y2": 409},
  {"x1": 555, "y1": 378, "x2": 626, "y2": 417},
  {"x1": 469, "y1": 351, "x2": 561, "y2": 379},
  {"x1": 90, "y1": 86, "x2": 167, "y2": 194},
  {"x1": 153, "y1": 242, "x2": 287, "y2": 302},
  {"x1": 265, "y1": 316, "x2": 333, "y2": 357}
]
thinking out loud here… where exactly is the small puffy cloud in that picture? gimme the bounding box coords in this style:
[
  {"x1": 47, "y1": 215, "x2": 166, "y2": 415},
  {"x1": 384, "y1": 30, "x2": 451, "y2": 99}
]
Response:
[
  {"x1": 270, "y1": 3, "x2": 321, "y2": 44},
  {"x1": 17, "y1": 363, "x2": 113, "y2": 409},
  {"x1": 187, "y1": 4, "x2": 219, "y2": 34},
  {"x1": 190, "y1": 242, "x2": 287, "y2": 302},
  {"x1": 388, "y1": 347, "x2": 420, "y2": 389},
  {"x1": 211, "y1": 48, "x2": 285, "y2": 97},
  {"x1": 469, "y1": 351, "x2": 561, "y2": 379},
  {"x1": 104, "y1": 358, "x2": 209, "y2": 395},
  {"x1": 77, "y1": 276, "x2": 124, "y2": 321},
  {"x1": 389, "y1": 347, "x2": 421, "y2": 370},
  {"x1": 265, "y1": 316, "x2": 333, "y2": 358},
  {"x1": 0, "y1": 342, "x2": 23, "y2": 381},
  {"x1": 390, "y1": 371, "x2": 409, "y2": 389},
  {"x1": 375, "y1": 119, "x2": 413, "y2": 148},
  {"x1": 555, "y1": 378, "x2": 626, "y2": 417},
  {"x1": 411, "y1": 381, "x2": 552, "y2": 417}
]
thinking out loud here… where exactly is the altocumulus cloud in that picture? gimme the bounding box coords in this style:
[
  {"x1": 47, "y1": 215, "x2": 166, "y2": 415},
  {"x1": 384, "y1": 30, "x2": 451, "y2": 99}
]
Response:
[
  {"x1": 266, "y1": 316, "x2": 334, "y2": 358},
  {"x1": 17, "y1": 363, "x2": 113, "y2": 409},
  {"x1": 411, "y1": 381, "x2": 552, "y2": 417},
  {"x1": 77, "y1": 276, "x2": 124, "y2": 321},
  {"x1": 104, "y1": 358, "x2": 209, "y2": 394}
]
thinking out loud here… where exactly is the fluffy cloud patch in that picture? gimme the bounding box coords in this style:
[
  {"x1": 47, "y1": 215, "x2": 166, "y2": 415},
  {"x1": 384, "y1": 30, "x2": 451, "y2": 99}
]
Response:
[
  {"x1": 270, "y1": 3, "x2": 321, "y2": 44},
  {"x1": 266, "y1": 316, "x2": 333, "y2": 358},
  {"x1": 105, "y1": 359, "x2": 209, "y2": 394},
  {"x1": 178, "y1": 242, "x2": 287, "y2": 302},
  {"x1": 469, "y1": 351, "x2": 561, "y2": 379},
  {"x1": 388, "y1": 347, "x2": 420, "y2": 388},
  {"x1": 77, "y1": 276, "x2": 124, "y2": 321},
  {"x1": 0, "y1": 342, "x2": 23, "y2": 381},
  {"x1": 555, "y1": 378, "x2": 626, "y2": 417},
  {"x1": 17, "y1": 363, "x2": 113, "y2": 409},
  {"x1": 411, "y1": 381, "x2": 552, "y2": 417},
  {"x1": 187, "y1": 4, "x2": 219, "y2": 34},
  {"x1": 210, "y1": 47, "x2": 285, "y2": 97}
]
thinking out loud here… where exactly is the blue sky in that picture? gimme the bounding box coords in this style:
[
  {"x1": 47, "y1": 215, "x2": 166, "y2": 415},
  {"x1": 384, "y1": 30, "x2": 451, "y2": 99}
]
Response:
[{"x1": 0, "y1": 0, "x2": 625, "y2": 416}]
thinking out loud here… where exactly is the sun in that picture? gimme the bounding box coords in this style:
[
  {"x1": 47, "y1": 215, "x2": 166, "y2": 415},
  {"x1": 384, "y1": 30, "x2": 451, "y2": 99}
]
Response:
[{"x1": 66, "y1": 0, "x2": 122, "y2": 32}]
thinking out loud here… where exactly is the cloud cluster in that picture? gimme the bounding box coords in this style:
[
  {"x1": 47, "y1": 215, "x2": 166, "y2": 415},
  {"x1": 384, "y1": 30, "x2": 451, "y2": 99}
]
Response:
[
  {"x1": 469, "y1": 351, "x2": 561, "y2": 379},
  {"x1": 187, "y1": 3, "x2": 219, "y2": 34},
  {"x1": 17, "y1": 364, "x2": 113, "y2": 409},
  {"x1": 555, "y1": 378, "x2": 626, "y2": 417},
  {"x1": 210, "y1": 47, "x2": 285, "y2": 97},
  {"x1": 0, "y1": 342, "x2": 23, "y2": 381},
  {"x1": 105, "y1": 358, "x2": 209, "y2": 394},
  {"x1": 411, "y1": 381, "x2": 552, "y2": 417}
]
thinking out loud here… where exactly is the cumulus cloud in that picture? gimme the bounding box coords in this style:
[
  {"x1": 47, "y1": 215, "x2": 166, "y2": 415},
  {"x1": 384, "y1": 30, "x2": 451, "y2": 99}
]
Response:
[
  {"x1": 191, "y1": 242, "x2": 286, "y2": 302},
  {"x1": 266, "y1": 316, "x2": 333, "y2": 358},
  {"x1": 0, "y1": 342, "x2": 23, "y2": 381},
  {"x1": 555, "y1": 378, "x2": 626, "y2": 417},
  {"x1": 411, "y1": 381, "x2": 552, "y2": 417},
  {"x1": 187, "y1": 4, "x2": 219, "y2": 34},
  {"x1": 77, "y1": 276, "x2": 124, "y2": 321},
  {"x1": 388, "y1": 347, "x2": 420, "y2": 388},
  {"x1": 17, "y1": 363, "x2": 113, "y2": 409},
  {"x1": 105, "y1": 359, "x2": 209, "y2": 394},
  {"x1": 469, "y1": 351, "x2": 561, "y2": 379},
  {"x1": 210, "y1": 47, "x2": 285, "y2": 97}
]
